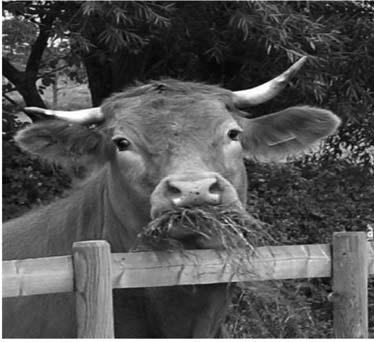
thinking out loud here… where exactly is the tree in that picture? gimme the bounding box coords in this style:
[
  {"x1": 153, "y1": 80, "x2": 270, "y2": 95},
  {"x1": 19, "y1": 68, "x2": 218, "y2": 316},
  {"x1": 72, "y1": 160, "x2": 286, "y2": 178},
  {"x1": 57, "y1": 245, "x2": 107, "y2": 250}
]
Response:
[
  {"x1": 3, "y1": 6, "x2": 53, "y2": 109},
  {"x1": 74, "y1": 1, "x2": 173, "y2": 105},
  {"x1": 3, "y1": 1, "x2": 373, "y2": 165},
  {"x1": 2, "y1": 1, "x2": 82, "y2": 119}
]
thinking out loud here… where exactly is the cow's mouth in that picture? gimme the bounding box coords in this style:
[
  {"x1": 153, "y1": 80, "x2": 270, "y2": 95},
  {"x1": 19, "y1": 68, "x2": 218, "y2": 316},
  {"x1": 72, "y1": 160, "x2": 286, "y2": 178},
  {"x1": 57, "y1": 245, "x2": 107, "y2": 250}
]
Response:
[{"x1": 135, "y1": 205, "x2": 272, "y2": 251}]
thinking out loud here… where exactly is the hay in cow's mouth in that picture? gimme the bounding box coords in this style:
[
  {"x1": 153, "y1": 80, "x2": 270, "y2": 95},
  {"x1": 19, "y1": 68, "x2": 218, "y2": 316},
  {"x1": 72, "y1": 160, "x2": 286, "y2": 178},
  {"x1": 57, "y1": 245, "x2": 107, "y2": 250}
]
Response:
[
  {"x1": 135, "y1": 205, "x2": 274, "y2": 255},
  {"x1": 133, "y1": 205, "x2": 275, "y2": 283}
]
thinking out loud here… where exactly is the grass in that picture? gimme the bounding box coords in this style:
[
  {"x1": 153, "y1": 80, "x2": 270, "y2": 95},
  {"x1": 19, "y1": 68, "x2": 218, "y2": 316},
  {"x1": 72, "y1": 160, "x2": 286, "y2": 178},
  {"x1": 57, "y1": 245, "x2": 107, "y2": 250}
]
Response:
[{"x1": 137, "y1": 205, "x2": 273, "y2": 251}]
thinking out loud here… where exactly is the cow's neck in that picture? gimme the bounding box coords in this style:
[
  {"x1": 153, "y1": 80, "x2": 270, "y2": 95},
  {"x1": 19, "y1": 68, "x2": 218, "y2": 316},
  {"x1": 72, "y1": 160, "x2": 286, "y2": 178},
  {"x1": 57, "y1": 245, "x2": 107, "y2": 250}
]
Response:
[{"x1": 104, "y1": 165, "x2": 151, "y2": 253}]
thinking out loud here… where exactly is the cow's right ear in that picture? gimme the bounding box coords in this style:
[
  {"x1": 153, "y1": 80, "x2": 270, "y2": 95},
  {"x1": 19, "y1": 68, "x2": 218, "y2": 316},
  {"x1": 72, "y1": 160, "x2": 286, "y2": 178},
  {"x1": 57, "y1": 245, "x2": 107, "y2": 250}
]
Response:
[
  {"x1": 15, "y1": 120, "x2": 114, "y2": 170},
  {"x1": 238, "y1": 106, "x2": 341, "y2": 162}
]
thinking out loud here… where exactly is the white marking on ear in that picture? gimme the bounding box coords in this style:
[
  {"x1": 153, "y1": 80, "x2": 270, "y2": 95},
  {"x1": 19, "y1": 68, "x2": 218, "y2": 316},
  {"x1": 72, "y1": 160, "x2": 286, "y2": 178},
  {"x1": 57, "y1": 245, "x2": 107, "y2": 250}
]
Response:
[{"x1": 267, "y1": 134, "x2": 296, "y2": 146}]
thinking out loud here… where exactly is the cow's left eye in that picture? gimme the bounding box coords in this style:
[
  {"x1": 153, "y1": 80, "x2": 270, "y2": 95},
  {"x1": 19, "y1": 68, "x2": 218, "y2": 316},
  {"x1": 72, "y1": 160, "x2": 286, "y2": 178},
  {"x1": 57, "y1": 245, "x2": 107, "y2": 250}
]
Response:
[
  {"x1": 227, "y1": 129, "x2": 242, "y2": 141},
  {"x1": 112, "y1": 137, "x2": 131, "y2": 151}
]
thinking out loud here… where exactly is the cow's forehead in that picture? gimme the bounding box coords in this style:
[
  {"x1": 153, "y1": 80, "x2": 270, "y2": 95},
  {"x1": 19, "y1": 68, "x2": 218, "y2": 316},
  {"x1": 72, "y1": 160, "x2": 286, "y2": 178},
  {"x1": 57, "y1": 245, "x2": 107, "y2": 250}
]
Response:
[{"x1": 101, "y1": 80, "x2": 238, "y2": 141}]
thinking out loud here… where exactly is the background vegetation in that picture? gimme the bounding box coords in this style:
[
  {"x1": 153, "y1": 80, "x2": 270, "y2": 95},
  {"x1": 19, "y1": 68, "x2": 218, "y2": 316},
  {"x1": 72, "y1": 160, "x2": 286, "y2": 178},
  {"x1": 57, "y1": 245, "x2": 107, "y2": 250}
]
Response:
[{"x1": 3, "y1": 1, "x2": 374, "y2": 337}]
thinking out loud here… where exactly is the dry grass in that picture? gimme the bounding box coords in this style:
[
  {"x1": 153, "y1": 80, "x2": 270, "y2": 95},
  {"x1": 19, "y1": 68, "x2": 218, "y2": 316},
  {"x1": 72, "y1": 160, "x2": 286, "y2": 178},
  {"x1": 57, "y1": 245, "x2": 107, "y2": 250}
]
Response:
[
  {"x1": 133, "y1": 205, "x2": 277, "y2": 282},
  {"x1": 137, "y1": 205, "x2": 274, "y2": 251}
]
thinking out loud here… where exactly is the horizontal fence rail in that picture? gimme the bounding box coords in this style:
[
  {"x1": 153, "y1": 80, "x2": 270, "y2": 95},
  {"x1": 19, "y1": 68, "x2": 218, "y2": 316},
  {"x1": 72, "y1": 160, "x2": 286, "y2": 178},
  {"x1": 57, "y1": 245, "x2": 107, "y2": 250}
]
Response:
[{"x1": 3, "y1": 241, "x2": 374, "y2": 298}]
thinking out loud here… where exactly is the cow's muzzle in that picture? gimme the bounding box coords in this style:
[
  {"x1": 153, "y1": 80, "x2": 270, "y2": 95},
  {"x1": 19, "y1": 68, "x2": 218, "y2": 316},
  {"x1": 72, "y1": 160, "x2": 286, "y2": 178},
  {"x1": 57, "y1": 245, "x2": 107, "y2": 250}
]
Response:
[{"x1": 150, "y1": 172, "x2": 242, "y2": 219}]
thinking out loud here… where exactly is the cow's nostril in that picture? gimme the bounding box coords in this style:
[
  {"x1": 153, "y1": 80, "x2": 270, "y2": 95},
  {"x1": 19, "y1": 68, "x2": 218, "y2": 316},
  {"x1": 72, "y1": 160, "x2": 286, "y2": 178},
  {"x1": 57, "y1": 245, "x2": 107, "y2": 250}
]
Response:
[
  {"x1": 151, "y1": 174, "x2": 241, "y2": 218},
  {"x1": 167, "y1": 182, "x2": 182, "y2": 196},
  {"x1": 209, "y1": 181, "x2": 221, "y2": 194}
]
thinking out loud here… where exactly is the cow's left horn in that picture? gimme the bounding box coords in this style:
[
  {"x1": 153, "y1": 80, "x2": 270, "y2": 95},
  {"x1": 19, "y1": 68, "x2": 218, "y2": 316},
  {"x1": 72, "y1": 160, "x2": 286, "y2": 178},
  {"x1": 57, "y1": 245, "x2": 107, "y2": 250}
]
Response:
[
  {"x1": 24, "y1": 107, "x2": 104, "y2": 124},
  {"x1": 233, "y1": 56, "x2": 307, "y2": 108}
]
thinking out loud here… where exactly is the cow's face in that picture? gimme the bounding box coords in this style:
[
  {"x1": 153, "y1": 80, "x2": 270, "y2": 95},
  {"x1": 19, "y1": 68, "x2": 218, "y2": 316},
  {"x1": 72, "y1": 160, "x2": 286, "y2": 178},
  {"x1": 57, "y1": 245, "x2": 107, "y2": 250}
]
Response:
[
  {"x1": 103, "y1": 86, "x2": 247, "y2": 220},
  {"x1": 16, "y1": 79, "x2": 340, "y2": 249}
]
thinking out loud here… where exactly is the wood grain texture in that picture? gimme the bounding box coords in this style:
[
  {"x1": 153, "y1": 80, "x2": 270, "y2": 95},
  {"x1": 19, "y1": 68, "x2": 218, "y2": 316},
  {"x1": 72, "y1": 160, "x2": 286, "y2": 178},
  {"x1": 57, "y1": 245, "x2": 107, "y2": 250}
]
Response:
[
  {"x1": 73, "y1": 240, "x2": 114, "y2": 338},
  {"x1": 111, "y1": 244, "x2": 333, "y2": 288},
  {"x1": 2, "y1": 255, "x2": 73, "y2": 297},
  {"x1": 3, "y1": 242, "x2": 374, "y2": 298},
  {"x1": 368, "y1": 241, "x2": 374, "y2": 275},
  {"x1": 332, "y1": 232, "x2": 368, "y2": 338}
]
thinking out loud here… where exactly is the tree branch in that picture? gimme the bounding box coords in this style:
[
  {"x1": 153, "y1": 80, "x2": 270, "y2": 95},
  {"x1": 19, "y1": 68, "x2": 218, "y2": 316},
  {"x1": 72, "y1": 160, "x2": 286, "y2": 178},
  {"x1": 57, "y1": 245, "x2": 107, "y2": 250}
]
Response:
[
  {"x1": 3, "y1": 92, "x2": 49, "y2": 122},
  {"x1": 26, "y1": 13, "x2": 55, "y2": 78},
  {"x1": 3, "y1": 86, "x2": 18, "y2": 94},
  {"x1": 3, "y1": 56, "x2": 46, "y2": 110},
  {"x1": 37, "y1": 64, "x2": 69, "y2": 79},
  {"x1": 3, "y1": 93, "x2": 30, "y2": 116}
]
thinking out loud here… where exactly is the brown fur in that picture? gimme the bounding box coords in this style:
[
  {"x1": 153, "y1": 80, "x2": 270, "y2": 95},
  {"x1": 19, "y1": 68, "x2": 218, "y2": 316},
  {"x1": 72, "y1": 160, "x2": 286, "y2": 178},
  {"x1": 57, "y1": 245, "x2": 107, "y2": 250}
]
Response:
[{"x1": 3, "y1": 79, "x2": 340, "y2": 338}]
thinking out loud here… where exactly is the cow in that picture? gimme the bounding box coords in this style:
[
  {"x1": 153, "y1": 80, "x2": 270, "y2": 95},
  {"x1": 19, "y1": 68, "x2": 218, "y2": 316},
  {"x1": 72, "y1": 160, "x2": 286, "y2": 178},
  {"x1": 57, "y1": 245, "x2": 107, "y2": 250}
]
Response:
[{"x1": 3, "y1": 57, "x2": 341, "y2": 338}]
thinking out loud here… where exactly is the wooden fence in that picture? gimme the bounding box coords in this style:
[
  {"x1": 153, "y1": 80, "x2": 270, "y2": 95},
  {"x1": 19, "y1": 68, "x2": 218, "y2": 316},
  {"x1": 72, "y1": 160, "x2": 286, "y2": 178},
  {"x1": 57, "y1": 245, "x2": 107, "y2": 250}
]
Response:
[{"x1": 3, "y1": 231, "x2": 374, "y2": 338}]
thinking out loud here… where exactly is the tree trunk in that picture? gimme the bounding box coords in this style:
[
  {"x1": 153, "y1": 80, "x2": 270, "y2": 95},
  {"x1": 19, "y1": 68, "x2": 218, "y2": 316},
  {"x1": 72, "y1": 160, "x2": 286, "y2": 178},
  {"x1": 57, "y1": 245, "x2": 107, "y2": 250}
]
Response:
[
  {"x1": 18, "y1": 80, "x2": 47, "y2": 109},
  {"x1": 3, "y1": 58, "x2": 47, "y2": 121},
  {"x1": 81, "y1": 50, "x2": 151, "y2": 106},
  {"x1": 2, "y1": 12, "x2": 56, "y2": 121},
  {"x1": 82, "y1": 53, "x2": 114, "y2": 106},
  {"x1": 52, "y1": 70, "x2": 58, "y2": 109}
]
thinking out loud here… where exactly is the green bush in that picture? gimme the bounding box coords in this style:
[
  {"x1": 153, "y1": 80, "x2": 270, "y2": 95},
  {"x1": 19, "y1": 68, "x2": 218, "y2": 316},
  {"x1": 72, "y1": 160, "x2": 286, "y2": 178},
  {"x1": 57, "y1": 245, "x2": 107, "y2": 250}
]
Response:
[
  {"x1": 227, "y1": 159, "x2": 374, "y2": 338},
  {"x1": 245, "y1": 159, "x2": 374, "y2": 244},
  {"x1": 2, "y1": 111, "x2": 71, "y2": 221}
]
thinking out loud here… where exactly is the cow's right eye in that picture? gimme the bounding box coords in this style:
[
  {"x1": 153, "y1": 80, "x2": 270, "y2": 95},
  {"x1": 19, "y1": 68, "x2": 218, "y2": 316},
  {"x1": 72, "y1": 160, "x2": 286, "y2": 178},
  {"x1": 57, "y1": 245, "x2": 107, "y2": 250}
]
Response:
[
  {"x1": 112, "y1": 137, "x2": 131, "y2": 151},
  {"x1": 227, "y1": 129, "x2": 242, "y2": 141}
]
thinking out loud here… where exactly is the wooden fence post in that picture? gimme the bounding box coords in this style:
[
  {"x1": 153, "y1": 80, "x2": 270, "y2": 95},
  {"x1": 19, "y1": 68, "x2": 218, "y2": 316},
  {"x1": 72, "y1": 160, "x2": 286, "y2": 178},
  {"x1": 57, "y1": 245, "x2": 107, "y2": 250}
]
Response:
[
  {"x1": 332, "y1": 232, "x2": 368, "y2": 338},
  {"x1": 73, "y1": 240, "x2": 114, "y2": 338}
]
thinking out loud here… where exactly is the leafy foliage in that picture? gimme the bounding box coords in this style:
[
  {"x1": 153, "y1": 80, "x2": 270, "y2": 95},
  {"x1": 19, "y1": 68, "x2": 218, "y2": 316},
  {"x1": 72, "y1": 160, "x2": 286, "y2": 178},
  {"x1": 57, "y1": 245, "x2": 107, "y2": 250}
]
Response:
[
  {"x1": 67, "y1": 1, "x2": 373, "y2": 166},
  {"x1": 3, "y1": 2, "x2": 373, "y2": 165},
  {"x1": 2, "y1": 111, "x2": 71, "y2": 220},
  {"x1": 2, "y1": 12, "x2": 38, "y2": 69},
  {"x1": 245, "y1": 159, "x2": 374, "y2": 243},
  {"x1": 2, "y1": 1, "x2": 86, "y2": 109},
  {"x1": 79, "y1": 1, "x2": 172, "y2": 53},
  {"x1": 226, "y1": 159, "x2": 374, "y2": 338},
  {"x1": 228, "y1": 278, "x2": 334, "y2": 338}
]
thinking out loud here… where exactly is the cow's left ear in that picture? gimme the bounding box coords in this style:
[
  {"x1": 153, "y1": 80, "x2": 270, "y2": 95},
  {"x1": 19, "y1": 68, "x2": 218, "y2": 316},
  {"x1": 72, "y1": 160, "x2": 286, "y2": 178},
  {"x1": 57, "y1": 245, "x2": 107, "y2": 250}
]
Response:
[{"x1": 239, "y1": 106, "x2": 341, "y2": 162}]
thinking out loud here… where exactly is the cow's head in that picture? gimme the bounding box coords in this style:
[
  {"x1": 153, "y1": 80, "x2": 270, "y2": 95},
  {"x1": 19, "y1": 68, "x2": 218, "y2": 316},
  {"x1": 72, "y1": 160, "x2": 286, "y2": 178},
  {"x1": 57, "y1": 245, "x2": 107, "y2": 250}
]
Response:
[{"x1": 17, "y1": 58, "x2": 340, "y2": 249}]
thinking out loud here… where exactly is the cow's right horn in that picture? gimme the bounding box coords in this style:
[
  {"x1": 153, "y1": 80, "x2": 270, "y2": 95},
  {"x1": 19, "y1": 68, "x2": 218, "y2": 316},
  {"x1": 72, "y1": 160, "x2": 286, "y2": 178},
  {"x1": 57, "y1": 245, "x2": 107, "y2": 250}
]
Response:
[
  {"x1": 233, "y1": 56, "x2": 307, "y2": 108},
  {"x1": 24, "y1": 107, "x2": 104, "y2": 124}
]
